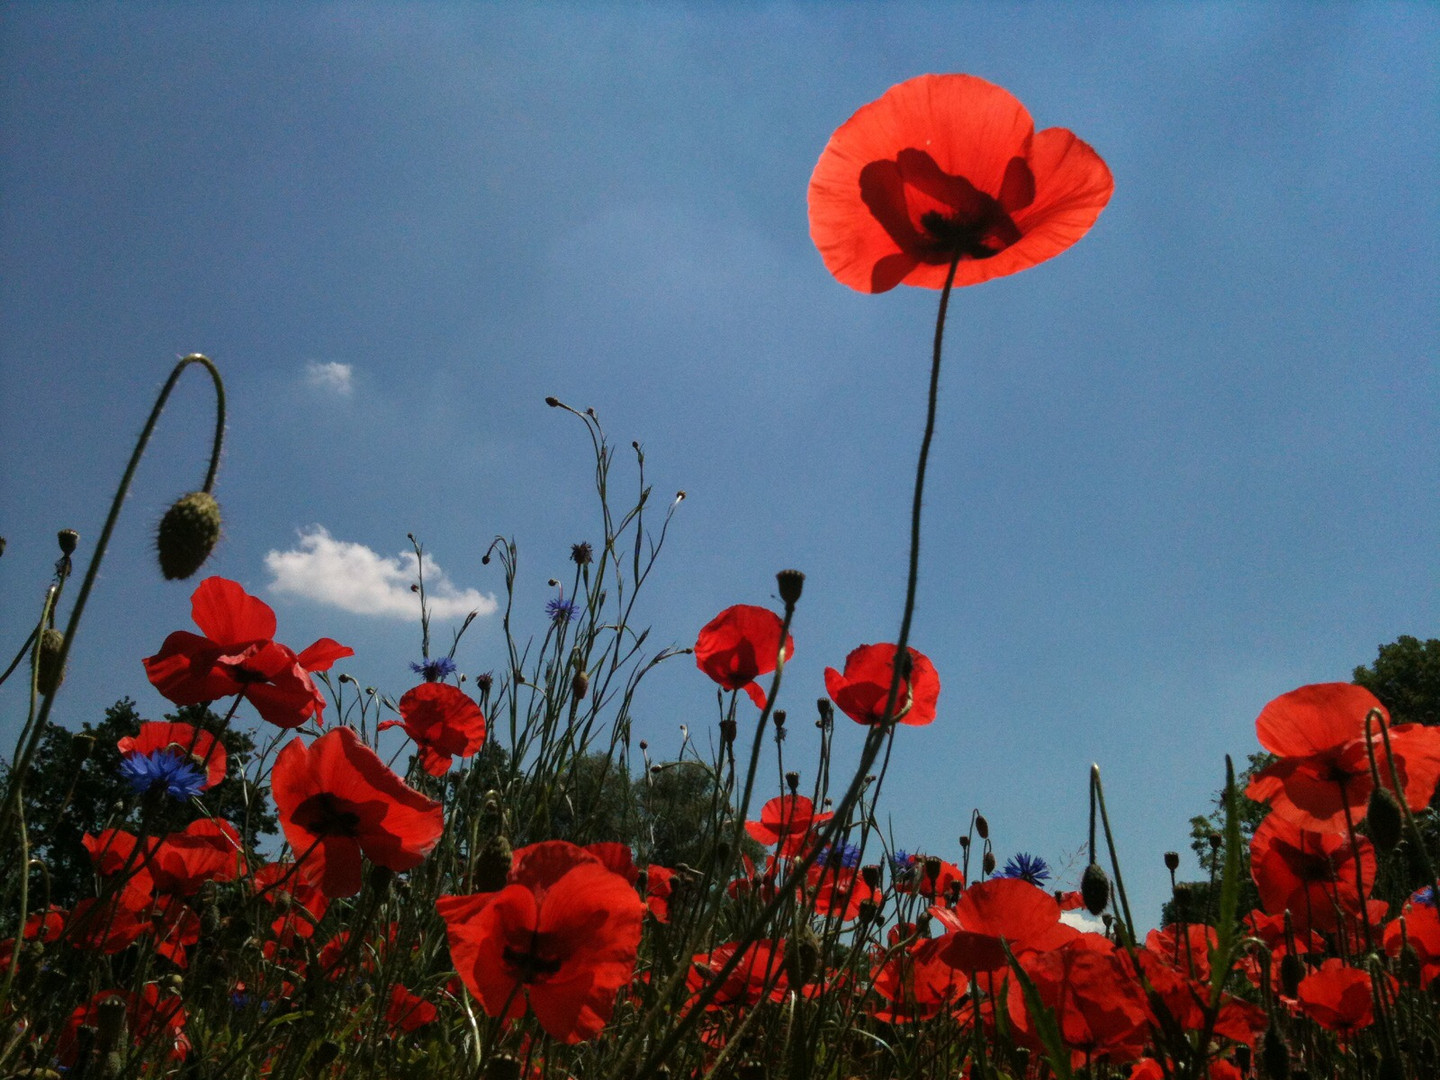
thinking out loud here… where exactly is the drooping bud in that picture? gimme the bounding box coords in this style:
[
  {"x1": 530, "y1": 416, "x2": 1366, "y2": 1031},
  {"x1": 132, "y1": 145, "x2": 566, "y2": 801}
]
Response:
[
  {"x1": 155, "y1": 492, "x2": 222, "y2": 580},
  {"x1": 776, "y1": 569, "x2": 805, "y2": 607},
  {"x1": 861, "y1": 864, "x2": 881, "y2": 890},
  {"x1": 35, "y1": 628, "x2": 66, "y2": 695},
  {"x1": 1366, "y1": 786, "x2": 1404, "y2": 853},
  {"x1": 474, "y1": 835, "x2": 513, "y2": 892},
  {"x1": 1081, "y1": 863, "x2": 1110, "y2": 916},
  {"x1": 981, "y1": 851, "x2": 996, "y2": 876}
]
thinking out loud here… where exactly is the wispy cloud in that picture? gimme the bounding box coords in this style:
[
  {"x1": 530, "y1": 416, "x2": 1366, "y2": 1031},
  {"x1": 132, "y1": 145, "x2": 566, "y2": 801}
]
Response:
[
  {"x1": 303, "y1": 360, "x2": 354, "y2": 396},
  {"x1": 264, "y1": 526, "x2": 495, "y2": 620}
]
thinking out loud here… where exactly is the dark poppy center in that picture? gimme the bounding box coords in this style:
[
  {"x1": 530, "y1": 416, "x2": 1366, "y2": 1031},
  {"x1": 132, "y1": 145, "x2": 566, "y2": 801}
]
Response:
[
  {"x1": 919, "y1": 205, "x2": 1021, "y2": 261},
  {"x1": 291, "y1": 793, "x2": 362, "y2": 837},
  {"x1": 503, "y1": 944, "x2": 563, "y2": 983}
]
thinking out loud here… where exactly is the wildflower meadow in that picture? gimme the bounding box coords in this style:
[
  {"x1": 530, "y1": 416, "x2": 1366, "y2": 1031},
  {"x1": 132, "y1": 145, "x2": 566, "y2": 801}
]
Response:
[{"x1": 3, "y1": 9, "x2": 1439, "y2": 1080}]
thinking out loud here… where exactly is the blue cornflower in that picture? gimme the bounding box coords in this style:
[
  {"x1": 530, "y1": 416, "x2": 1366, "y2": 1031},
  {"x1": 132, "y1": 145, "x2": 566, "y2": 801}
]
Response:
[
  {"x1": 819, "y1": 842, "x2": 862, "y2": 869},
  {"x1": 409, "y1": 656, "x2": 457, "y2": 682},
  {"x1": 546, "y1": 591, "x2": 579, "y2": 626},
  {"x1": 1412, "y1": 886, "x2": 1436, "y2": 908},
  {"x1": 119, "y1": 749, "x2": 207, "y2": 800},
  {"x1": 995, "y1": 852, "x2": 1052, "y2": 886},
  {"x1": 890, "y1": 849, "x2": 917, "y2": 877}
]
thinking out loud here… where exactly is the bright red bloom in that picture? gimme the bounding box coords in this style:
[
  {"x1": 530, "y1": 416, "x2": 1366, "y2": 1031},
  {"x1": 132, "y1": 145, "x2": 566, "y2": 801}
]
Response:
[
  {"x1": 643, "y1": 864, "x2": 677, "y2": 923},
  {"x1": 379, "y1": 682, "x2": 487, "y2": 776},
  {"x1": 271, "y1": 726, "x2": 444, "y2": 898},
  {"x1": 809, "y1": 73, "x2": 1113, "y2": 293},
  {"x1": 1246, "y1": 682, "x2": 1440, "y2": 833},
  {"x1": 694, "y1": 604, "x2": 792, "y2": 709},
  {"x1": 118, "y1": 721, "x2": 227, "y2": 790},
  {"x1": 1384, "y1": 903, "x2": 1440, "y2": 989},
  {"x1": 144, "y1": 577, "x2": 352, "y2": 729},
  {"x1": 386, "y1": 984, "x2": 438, "y2": 1032},
  {"x1": 148, "y1": 819, "x2": 243, "y2": 895},
  {"x1": 869, "y1": 937, "x2": 968, "y2": 1023},
  {"x1": 745, "y1": 794, "x2": 831, "y2": 856},
  {"x1": 1007, "y1": 934, "x2": 1150, "y2": 1066},
  {"x1": 825, "y1": 643, "x2": 940, "y2": 726},
  {"x1": 438, "y1": 840, "x2": 644, "y2": 1043},
  {"x1": 1250, "y1": 813, "x2": 1375, "y2": 934},
  {"x1": 893, "y1": 853, "x2": 964, "y2": 899},
  {"x1": 808, "y1": 863, "x2": 874, "y2": 921},
  {"x1": 687, "y1": 940, "x2": 789, "y2": 1010},
  {"x1": 931, "y1": 877, "x2": 1079, "y2": 977},
  {"x1": 1296, "y1": 959, "x2": 1383, "y2": 1036}
]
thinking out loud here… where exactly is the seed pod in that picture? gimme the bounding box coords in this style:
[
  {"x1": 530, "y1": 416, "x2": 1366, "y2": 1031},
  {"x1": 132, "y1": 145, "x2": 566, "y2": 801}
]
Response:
[
  {"x1": 35, "y1": 628, "x2": 66, "y2": 695},
  {"x1": 981, "y1": 851, "x2": 996, "y2": 876},
  {"x1": 776, "y1": 568, "x2": 805, "y2": 607},
  {"x1": 1081, "y1": 863, "x2": 1110, "y2": 916},
  {"x1": 1164, "y1": 851, "x2": 1180, "y2": 872},
  {"x1": 155, "y1": 491, "x2": 222, "y2": 580},
  {"x1": 57, "y1": 529, "x2": 80, "y2": 556},
  {"x1": 1366, "y1": 786, "x2": 1404, "y2": 853}
]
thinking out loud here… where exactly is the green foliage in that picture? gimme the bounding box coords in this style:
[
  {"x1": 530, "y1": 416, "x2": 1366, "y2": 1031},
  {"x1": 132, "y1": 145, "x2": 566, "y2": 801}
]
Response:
[
  {"x1": 1353, "y1": 635, "x2": 1440, "y2": 727},
  {"x1": 3, "y1": 697, "x2": 276, "y2": 906}
]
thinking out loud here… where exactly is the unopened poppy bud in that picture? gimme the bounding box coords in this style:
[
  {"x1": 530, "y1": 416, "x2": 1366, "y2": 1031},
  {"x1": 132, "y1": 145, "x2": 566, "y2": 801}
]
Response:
[
  {"x1": 57, "y1": 528, "x2": 79, "y2": 555},
  {"x1": 785, "y1": 771, "x2": 800, "y2": 794},
  {"x1": 974, "y1": 814, "x2": 989, "y2": 840},
  {"x1": 1081, "y1": 863, "x2": 1110, "y2": 915},
  {"x1": 924, "y1": 855, "x2": 942, "y2": 881},
  {"x1": 861, "y1": 864, "x2": 881, "y2": 889},
  {"x1": 544, "y1": 396, "x2": 561, "y2": 408},
  {"x1": 35, "y1": 628, "x2": 66, "y2": 695},
  {"x1": 981, "y1": 851, "x2": 995, "y2": 876},
  {"x1": 719, "y1": 718, "x2": 737, "y2": 745},
  {"x1": 155, "y1": 492, "x2": 222, "y2": 580},
  {"x1": 1366, "y1": 787, "x2": 1404, "y2": 853},
  {"x1": 95, "y1": 996, "x2": 127, "y2": 1052},
  {"x1": 1279, "y1": 951, "x2": 1305, "y2": 998},
  {"x1": 857, "y1": 898, "x2": 880, "y2": 923},
  {"x1": 1164, "y1": 851, "x2": 1180, "y2": 872},
  {"x1": 638, "y1": 740, "x2": 648, "y2": 751},
  {"x1": 1260, "y1": 1025, "x2": 1290, "y2": 1080},
  {"x1": 775, "y1": 569, "x2": 805, "y2": 607},
  {"x1": 474, "y1": 835, "x2": 513, "y2": 892},
  {"x1": 571, "y1": 670, "x2": 589, "y2": 700}
]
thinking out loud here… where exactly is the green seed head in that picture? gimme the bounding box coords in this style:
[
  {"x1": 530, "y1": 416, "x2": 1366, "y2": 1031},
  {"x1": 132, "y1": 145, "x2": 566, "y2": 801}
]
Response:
[
  {"x1": 156, "y1": 491, "x2": 222, "y2": 580},
  {"x1": 35, "y1": 628, "x2": 66, "y2": 696}
]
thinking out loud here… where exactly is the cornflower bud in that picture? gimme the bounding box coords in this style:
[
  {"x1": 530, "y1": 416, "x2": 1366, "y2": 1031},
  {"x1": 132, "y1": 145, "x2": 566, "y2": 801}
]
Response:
[
  {"x1": 571, "y1": 541, "x2": 593, "y2": 565},
  {"x1": 571, "y1": 669, "x2": 590, "y2": 700},
  {"x1": 1279, "y1": 952, "x2": 1305, "y2": 998},
  {"x1": 155, "y1": 492, "x2": 222, "y2": 579}
]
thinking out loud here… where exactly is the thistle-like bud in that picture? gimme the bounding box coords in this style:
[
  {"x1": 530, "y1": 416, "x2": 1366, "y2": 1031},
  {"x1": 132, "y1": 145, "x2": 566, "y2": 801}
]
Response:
[
  {"x1": 773, "y1": 710, "x2": 786, "y2": 728},
  {"x1": 571, "y1": 541, "x2": 593, "y2": 566},
  {"x1": 1081, "y1": 863, "x2": 1110, "y2": 916},
  {"x1": 1366, "y1": 786, "x2": 1404, "y2": 853},
  {"x1": 155, "y1": 492, "x2": 222, "y2": 580},
  {"x1": 35, "y1": 628, "x2": 66, "y2": 695},
  {"x1": 1164, "y1": 851, "x2": 1180, "y2": 872},
  {"x1": 1279, "y1": 952, "x2": 1305, "y2": 998},
  {"x1": 475, "y1": 672, "x2": 493, "y2": 695},
  {"x1": 57, "y1": 529, "x2": 79, "y2": 556},
  {"x1": 776, "y1": 569, "x2": 805, "y2": 607},
  {"x1": 474, "y1": 835, "x2": 513, "y2": 892}
]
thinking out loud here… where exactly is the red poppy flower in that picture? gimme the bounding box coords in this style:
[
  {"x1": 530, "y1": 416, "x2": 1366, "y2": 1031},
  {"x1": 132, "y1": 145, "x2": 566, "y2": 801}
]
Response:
[
  {"x1": 1249, "y1": 813, "x2": 1375, "y2": 934},
  {"x1": 1296, "y1": 959, "x2": 1387, "y2": 1036},
  {"x1": 144, "y1": 576, "x2": 352, "y2": 729},
  {"x1": 931, "y1": 877, "x2": 1079, "y2": 976},
  {"x1": 379, "y1": 682, "x2": 487, "y2": 776},
  {"x1": 824, "y1": 643, "x2": 940, "y2": 726},
  {"x1": 1384, "y1": 904, "x2": 1440, "y2": 988},
  {"x1": 148, "y1": 819, "x2": 243, "y2": 895},
  {"x1": 808, "y1": 862, "x2": 874, "y2": 921},
  {"x1": 869, "y1": 937, "x2": 968, "y2": 1024},
  {"x1": 437, "y1": 840, "x2": 645, "y2": 1043},
  {"x1": 271, "y1": 725, "x2": 444, "y2": 898},
  {"x1": 1245, "y1": 682, "x2": 1440, "y2": 833},
  {"x1": 809, "y1": 73, "x2": 1113, "y2": 293},
  {"x1": 745, "y1": 794, "x2": 831, "y2": 856},
  {"x1": 694, "y1": 604, "x2": 792, "y2": 709},
  {"x1": 386, "y1": 984, "x2": 438, "y2": 1032},
  {"x1": 1007, "y1": 935, "x2": 1150, "y2": 1066},
  {"x1": 118, "y1": 721, "x2": 227, "y2": 790},
  {"x1": 687, "y1": 940, "x2": 789, "y2": 1010}
]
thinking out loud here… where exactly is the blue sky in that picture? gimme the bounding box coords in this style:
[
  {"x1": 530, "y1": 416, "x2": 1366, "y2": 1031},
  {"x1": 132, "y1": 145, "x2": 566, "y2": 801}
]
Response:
[{"x1": 2, "y1": 4, "x2": 1436, "y2": 929}]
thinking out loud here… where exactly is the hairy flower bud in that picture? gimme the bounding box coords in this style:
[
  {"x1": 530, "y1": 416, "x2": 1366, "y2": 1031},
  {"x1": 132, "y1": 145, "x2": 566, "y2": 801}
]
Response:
[
  {"x1": 35, "y1": 628, "x2": 66, "y2": 695},
  {"x1": 1366, "y1": 786, "x2": 1404, "y2": 853},
  {"x1": 1081, "y1": 863, "x2": 1110, "y2": 916},
  {"x1": 1279, "y1": 951, "x2": 1305, "y2": 998},
  {"x1": 982, "y1": 851, "x2": 996, "y2": 876},
  {"x1": 155, "y1": 491, "x2": 222, "y2": 580}
]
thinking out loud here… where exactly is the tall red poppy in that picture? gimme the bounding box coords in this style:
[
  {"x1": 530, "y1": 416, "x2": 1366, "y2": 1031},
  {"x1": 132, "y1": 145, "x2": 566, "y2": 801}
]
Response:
[
  {"x1": 118, "y1": 721, "x2": 227, "y2": 790},
  {"x1": 824, "y1": 643, "x2": 940, "y2": 726},
  {"x1": 694, "y1": 604, "x2": 793, "y2": 709},
  {"x1": 437, "y1": 840, "x2": 644, "y2": 1043},
  {"x1": 1245, "y1": 682, "x2": 1440, "y2": 833},
  {"x1": 144, "y1": 577, "x2": 352, "y2": 729},
  {"x1": 745, "y1": 794, "x2": 831, "y2": 856},
  {"x1": 931, "y1": 877, "x2": 1079, "y2": 977},
  {"x1": 809, "y1": 73, "x2": 1113, "y2": 293},
  {"x1": 271, "y1": 726, "x2": 444, "y2": 898},
  {"x1": 1249, "y1": 813, "x2": 1375, "y2": 934},
  {"x1": 379, "y1": 682, "x2": 487, "y2": 776},
  {"x1": 1296, "y1": 959, "x2": 1384, "y2": 1036}
]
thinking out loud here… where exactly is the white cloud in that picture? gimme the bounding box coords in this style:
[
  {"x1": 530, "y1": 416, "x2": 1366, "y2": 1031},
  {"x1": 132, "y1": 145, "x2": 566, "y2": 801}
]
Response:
[
  {"x1": 264, "y1": 526, "x2": 496, "y2": 620},
  {"x1": 303, "y1": 360, "x2": 354, "y2": 396}
]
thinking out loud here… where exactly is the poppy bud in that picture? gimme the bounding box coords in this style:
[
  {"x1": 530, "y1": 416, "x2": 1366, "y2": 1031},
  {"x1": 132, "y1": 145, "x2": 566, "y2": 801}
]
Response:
[
  {"x1": 155, "y1": 492, "x2": 222, "y2": 580},
  {"x1": 974, "y1": 814, "x2": 989, "y2": 840},
  {"x1": 571, "y1": 541, "x2": 592, "y2": 566},
  {"x1": 857, "y1": 898, "x2": 880, "y2": 923},
  {"x1": 1366, "y1": 786, "x2": 1404, "y2": 853},
  {"x1": 638, "y1": 740, "x2": 648, "y2": 751},
  {"x1": 785, "y1": 928, "x2": 821, "y2": 988},
  {"x1": 95, "y1": 996, "x2": 128, "y2": 1053},
  {"x1": 785, "y1": 771, "x2": 800, "y2": 794},
  {"x1": 474, "y1": 835, "x2": 513, "y2": 892},
  {"x1": 719, "y1": 718, "x2": 737, "y2": 745},
  {"x1": 981, "y1": 851, "x2": 996, "y2": 876},
  {"x1": 1279, "y1": 952, "x2": 1305, "y2": 998},
  {"x1": 1260, "y1": 1025, "x2": 1290, "y2": 1080},
  {"x1": 35, "y1": 628, "x2": 66, "y2": 695},
  {"x1": 571, "y1": 669, "x2": 589, "y2": 700},
  {"x1": 861, "y1": 864, "x2": 881, "y2": 889},
  {"x1": 544, "y1": 396, "x2": 561, "y2": 408},
  {"x1": 1081, "y1": 863, "x2": 1110, "y2": 916},
  {"x1": 1164, "y1": 851, "x2": 1180, "y2": 872},
  {"x1": 775, "y1": 569, "x2": 805, "y2": 607},
  {"x1": 57, "y1": 528, "x2": 79, "y2": 555},
  {"x1": 958, "y1": 835, "x2": 970, "y2": 849},
  {"x1": 0, "y1": 537, "x2": 6, "y2": 558}
]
